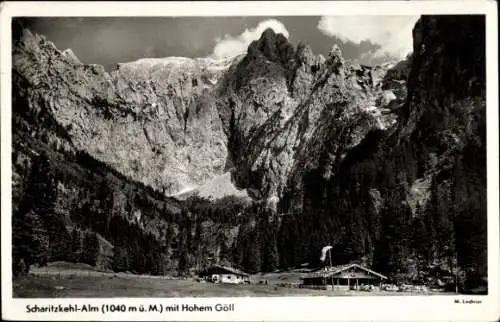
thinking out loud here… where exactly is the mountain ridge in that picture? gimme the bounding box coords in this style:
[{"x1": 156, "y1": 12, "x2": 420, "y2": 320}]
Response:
[{"x1": 13, "y1": 25, "x2": 404, "y2": 200}]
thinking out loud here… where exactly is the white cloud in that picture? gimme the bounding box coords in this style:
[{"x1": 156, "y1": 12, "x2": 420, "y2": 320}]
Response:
[
  {"x1": 211, "y1": 19, "x2": 290, "y2": 59},
  {"x1": 143, "y1": 46, "x2": 155, "y2": 57},
  {"x1": 317, "y1": 16, "x2": 419, "y2": 59}
]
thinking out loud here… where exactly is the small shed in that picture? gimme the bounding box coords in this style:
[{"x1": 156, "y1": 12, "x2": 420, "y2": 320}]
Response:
[
  {"x1": 301, "y1": 263, "x2": 387, "y2": 290},
  {"x1": 198, "y1": 265, "x2": 250, "y2": 284}
]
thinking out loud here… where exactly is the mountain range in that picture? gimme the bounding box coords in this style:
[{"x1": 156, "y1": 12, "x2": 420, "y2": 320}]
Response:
[{"x1": 11, "y1": 15, "x2": 486, "y2": 292}]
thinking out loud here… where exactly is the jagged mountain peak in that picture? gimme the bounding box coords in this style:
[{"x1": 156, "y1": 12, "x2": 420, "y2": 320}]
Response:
[
  {"x1": 328, "y1": 43, "x2": 343, "y2": 60},
  {"x1": 61, "y1": 48, "x2": 82, "y2": 65},
  {"x1": 246, "y1": 27, "x2": 295, "y2": 65},
  {"x1": 295, "y1": 42, "x2": 316, "y2": 66},
  {"x1": 258, "y1": 27, "x2": 289, "y2": 46}
]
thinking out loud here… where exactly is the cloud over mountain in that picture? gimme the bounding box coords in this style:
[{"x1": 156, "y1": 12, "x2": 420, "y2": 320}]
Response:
[
  {"x1": 211, "y1": 19, "x2": 290, "y2": 59},
  {"x1": 317, "y1": 16, "x2": 419, "y2": 62}
]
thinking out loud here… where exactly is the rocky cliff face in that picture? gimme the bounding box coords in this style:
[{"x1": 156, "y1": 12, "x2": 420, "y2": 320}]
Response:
[
  {"x1": 399, "y1": 15, "x2": 486, "y2": 278},
  {"x1": 13, "y1": 29, "x2": 240, "y2": 195},
  {"x1": 13, "y1": 26, "x2": 405, "y2": 201},
  {"x1": 216, "y1": 29, "x2": 406, "y2": 208}
]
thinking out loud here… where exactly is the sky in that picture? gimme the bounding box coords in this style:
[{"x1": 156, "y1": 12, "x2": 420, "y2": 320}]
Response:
[{"x1": 18, "y1": 16, "x2": 419, "y2": 71}]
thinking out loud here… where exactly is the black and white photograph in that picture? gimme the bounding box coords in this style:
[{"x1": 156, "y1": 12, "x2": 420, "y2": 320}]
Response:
[{"x1": 1, "y1": 1, "x2": 498, "y2": 321}]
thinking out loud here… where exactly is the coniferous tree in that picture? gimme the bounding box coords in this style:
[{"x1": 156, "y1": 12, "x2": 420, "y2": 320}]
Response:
[
  {"x1": 12, "y1": 209, "x2": 49, "y2": 276},
  {"x1": 177, "y1": 218, "x2": 190, "y2": 275},
  {"x1": 112, "y1": 246, "x2": 130, "y2": 272},
  {"x1": 277, "y1": 216, "x2": 294, "y2": 269},
  {"x1": 262, "y1": 222, "x2": 279, "y2": 272},
  {"x1": 12, "y1": 152, "x2": 56, "y2": 275},
  {"x1": 81, "y1": 232, "x2": 100, "y2": 266},
  {"x1": 373, "y1": 186, "x2": 412, "y2": 277},
  {"x1": 411, "y1": 207, "x2": 433, "y2": 263},
  {"x1": 428, "y1": 177, "x2": 457, "y2": 273},
  {"x1": 246, "y1": 230, "x2": 262, "y2": 273}
]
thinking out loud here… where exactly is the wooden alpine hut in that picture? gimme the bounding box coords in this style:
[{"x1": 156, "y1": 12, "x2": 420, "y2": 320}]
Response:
[
  {"x1": 198, "y1": 264, "x2": 250, "y2": 284},
  {"x1": 300, "y1": 263, "x2": 387, "y2": 290}
]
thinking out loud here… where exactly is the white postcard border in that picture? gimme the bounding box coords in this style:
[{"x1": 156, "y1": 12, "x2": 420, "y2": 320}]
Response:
[{"x1": 1, "y1": 1, "x2": 498, "y2": 321}]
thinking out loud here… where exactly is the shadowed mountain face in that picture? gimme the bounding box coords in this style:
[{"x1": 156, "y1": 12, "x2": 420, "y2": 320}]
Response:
[{"x1": 11, "y1": 16, "x2": 486, "y2": 291}]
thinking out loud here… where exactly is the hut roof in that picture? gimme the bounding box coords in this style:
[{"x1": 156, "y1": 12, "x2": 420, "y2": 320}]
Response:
[
  {"x1": 199, "y1": 264, "x2": 249, "y2": 277},
  {"x1": 301, "y1": 263, "x2": 387, "y2": 280}
]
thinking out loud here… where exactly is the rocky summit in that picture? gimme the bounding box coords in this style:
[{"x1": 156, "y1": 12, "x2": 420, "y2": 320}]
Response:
[
  {"x1": 217, "y1": 29, "x2": 407, "y2": 208},
  {"x1": 11, "y1": 16, "x2": 486, "y2": 292}
]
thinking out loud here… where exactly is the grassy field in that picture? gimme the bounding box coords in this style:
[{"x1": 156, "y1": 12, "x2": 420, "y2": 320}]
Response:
[
  {"x1": 14, "y1": 274, "x2": 443, "y2": 298},
  {"x1": 13, "y1": 262, "x2": 446, "y2": 298}
]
